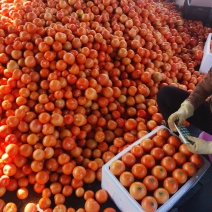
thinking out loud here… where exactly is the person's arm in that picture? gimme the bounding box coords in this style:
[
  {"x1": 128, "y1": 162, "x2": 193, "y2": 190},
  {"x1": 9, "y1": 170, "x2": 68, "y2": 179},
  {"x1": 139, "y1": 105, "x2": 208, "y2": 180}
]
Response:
[
  {"x1": 168, "y1": 68, "x2": 212, "y2": 132},
  {"x1": 169, "y1": 68, "x2": 212, "y2": 153},
  {"x1": 186, "y1": 68, "x2": 212, "y2": 110}
]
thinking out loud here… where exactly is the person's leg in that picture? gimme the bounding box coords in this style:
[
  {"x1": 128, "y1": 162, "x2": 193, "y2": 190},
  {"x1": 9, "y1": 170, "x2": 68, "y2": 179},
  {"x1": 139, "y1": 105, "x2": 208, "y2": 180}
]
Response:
[
  {"x1": 157, "y1": 86, "x2": 212, "y2": 135},
  {"x1": 157, "y1": 86, "x2": 189, "y2": 121},
  {"x1": 188, "y1": 102, "x2": 212, "y2": 134}
]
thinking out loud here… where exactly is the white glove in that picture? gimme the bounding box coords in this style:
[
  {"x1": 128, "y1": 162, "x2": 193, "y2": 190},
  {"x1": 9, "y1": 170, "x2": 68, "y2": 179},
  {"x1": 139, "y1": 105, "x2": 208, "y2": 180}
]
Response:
[
  {"x1": 168, "y1": 100, "x2": 194, "y2": 132},
  {"x1": 185, "y1": 135, "x2": 212, "y2": 154}
]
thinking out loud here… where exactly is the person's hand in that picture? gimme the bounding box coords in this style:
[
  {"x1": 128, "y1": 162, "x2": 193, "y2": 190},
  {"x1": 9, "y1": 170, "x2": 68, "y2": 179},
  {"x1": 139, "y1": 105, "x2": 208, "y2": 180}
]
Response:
[
  {"x1": 185, "y1": 136, "x2": 212, "y2": 154},
  {"x1": 168, "y1": 100, "x2": 194, "y2": 132}
]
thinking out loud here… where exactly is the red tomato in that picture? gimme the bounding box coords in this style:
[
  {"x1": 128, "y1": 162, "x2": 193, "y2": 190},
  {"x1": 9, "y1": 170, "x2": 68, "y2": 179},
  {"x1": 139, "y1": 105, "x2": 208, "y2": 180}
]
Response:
[
  {"x1": 121, "y1": 152, "x2": 136, "y2": 167},
  {"x1": 167, "y1": 135, "x2": 182, "y2": 149},
  {"x1": 163, "y1": 177, "x2": 179, "y2": 194},
  {"x1": 153, "y1": 188, "x2": 170, "y2": 204},
  {"x1": 151, "y1": 135, "x2": 166, "y2": 147},
  {"x1": 131, "y1": 163, "x2": 147, "y2": 179},
  {"x1": 119, "y1": 171, "x2": 135, "y2": 187},
  {"x1": 129, "y1": 182, "x2": 147, "y2": 201},
  {"x1": 161, "y1": 157, "x2": 176, "y2": 172},
  {"x1": 151, "y1": 165, "x2": 167, "y2": 181},
  {"x1": 182, "y1": 162, "x2": 197, "y2": 177},
  {"x1": 140, "y1": 138, "x2": 154, "y2": 152},
  {"x1": 173, "y1": 152, "x2": 187, "y2": 166},
  {"x1": 179, "y1": 144, "x2": 193, "y2": 156},
  {"x1": 130, "y1": 145, "x2": 144, "y2": 158},
  {"x1": 143, "y1": 175, "x2": 158, "y2": 191},
  {"x1": 189, "y1": 154, "x2": 204, "y2": 168},
  {"x1": 84, "y1": 198, "x2": 100, "y2": 212},
  {"x1": 162, "y1": 143, "x2": 176, "y2": 156},
  {"x1": 3, "y1": 202, "x2": 17, "y2": 212},
  {"x1": 141, "y1": 196, "x2": 158, "y2": 212},
  {"x1": 157, "y1": 128, "x2": 171, "y2": 139},
  {"x1": 95, "y1": 189, "x2": 108, "y2": 204},
  {"x1": 194, "y1": 50, "x2": 203, "y2": 60},
  {"x1": 150, "y1": 147, "x2": 165, "y2": 160},
  {"x1": 140, "y1": 154, "x2": 156, "y2": 169},
  {"x1": 172, "y1": 168, "x2": 188, "y2": 184}
]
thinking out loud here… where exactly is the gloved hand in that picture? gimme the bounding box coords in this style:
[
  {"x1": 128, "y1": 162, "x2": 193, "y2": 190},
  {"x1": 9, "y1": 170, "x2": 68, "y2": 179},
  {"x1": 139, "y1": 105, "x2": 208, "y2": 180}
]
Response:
[
  {"x1": 168, "y1": 100, "x2": 194, "y2": 132},
  {"x1": 185, "y1": 135, "x2": 212, "y2": 154}
]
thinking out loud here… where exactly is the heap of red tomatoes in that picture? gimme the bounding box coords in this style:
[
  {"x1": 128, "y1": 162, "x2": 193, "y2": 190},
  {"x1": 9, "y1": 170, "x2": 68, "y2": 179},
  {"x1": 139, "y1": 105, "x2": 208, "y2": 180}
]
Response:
[
  {"x1": 110, "y1": 128, "x2": 204, "y2": 212},
  {"x1": 0, "y1": 0, "x2": 211, "y2": 211}
]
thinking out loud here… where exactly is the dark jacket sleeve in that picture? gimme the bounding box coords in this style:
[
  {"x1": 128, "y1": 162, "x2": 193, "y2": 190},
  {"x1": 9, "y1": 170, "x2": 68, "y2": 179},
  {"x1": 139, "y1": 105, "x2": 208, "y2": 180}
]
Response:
[{"x1": 186, "y1": 68, "x2": 212, "y2": 110}]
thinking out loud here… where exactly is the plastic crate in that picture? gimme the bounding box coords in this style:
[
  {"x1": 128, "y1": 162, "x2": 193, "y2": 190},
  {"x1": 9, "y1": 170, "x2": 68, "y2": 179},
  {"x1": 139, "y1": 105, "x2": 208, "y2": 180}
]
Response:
[
  {"x1": 101, "y1": 125, "x2": 210, "y2": 212},
  {"x1": 199, "y1": 33, "x2": 212, "y2": 74}
]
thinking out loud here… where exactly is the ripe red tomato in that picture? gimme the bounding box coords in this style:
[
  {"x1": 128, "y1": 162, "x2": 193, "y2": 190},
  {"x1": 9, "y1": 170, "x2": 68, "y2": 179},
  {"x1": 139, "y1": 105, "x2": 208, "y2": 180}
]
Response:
[
  {"x1": 151, "y1": 165, "x2": 167, "y2": 181},
  {"x1": 143, "y1": 175, "x2": 158, "y2": 191},
  {"x1": 84, "y1": 198, "x2": 100, "y2": 212},
  {"x1": 119, "y1": 171, "x2": 135, "y2": 187},
  {"x1": 109, "y1": 160, "x2": 126, "y2": 176},
  {"x1": 150, "y1": 147, "x2": 165, "y2": 160},
  {"x1": 3, "y1": 202, "x2": 17, "y2": 212},
  {"x1": 167, "y1": 135, "x2": 182, "y2": 149},
  {"x1": 173, "y1": 152, "x2": 187, "y2": 166},
  {"x1": 157, "y1": 128, "x2": 171, "y2": 139},
  {"x1": 179, "y1": 144, "x2": 192, "y2": 156},
  {"x1": 129, "y1": 182, "x2": 147, "y2": 201},
  {"x1": 131, "y1": 163, "x2": 147, "y2": 179},
  {"x1": 193, "y1": 50, "x2": 203, "y2": 60},
  {"x1": 141, "y1": 196, "x2": 158, "y2": 212},
  {"x1": 140, "y1": 138, "x2": 154, "y2": 152},
  {"x1": 163, "y1": 177, "x2": 179, "y2": 194},
  {"x1": 162, "y1": 143, "x2": 176, "y2": 156},
  {"x1": 130, "y1": 145, "x2": 144, "y2": 158},
  {"x1": 189, "y1": 154, "x2": 204, "y2": 168},
  {"x1": 161, "y1": 156, "x2": 176, "y2": 172},
  {"x1": 182, "y1": 162, "x2": 197, "y2": 177},
  {"x1": 151, "y1": 135, "x2": 166, "y2": 147},
  {"x1": 121, "y1": 152, "x2": 136, "y2": 167},
  {"x1": 140, "y1": 154, "x2": 156, "y2": 169},
  {"x1": 172, "y1": 168, "x2": 188, "y2": 184},
  {"x1": 153, "y1": 188, "x2": 170, "y2": 204}
]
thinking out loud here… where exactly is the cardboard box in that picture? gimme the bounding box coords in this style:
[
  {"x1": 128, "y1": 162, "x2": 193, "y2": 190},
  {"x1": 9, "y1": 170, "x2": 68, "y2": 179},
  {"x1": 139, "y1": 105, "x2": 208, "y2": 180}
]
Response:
[
  {"x1": 199, "y1": 33, "x2": 212, "y2": 74},
  {"x1": 102, "y1": 126, "x2": 210, "y2": 212}
]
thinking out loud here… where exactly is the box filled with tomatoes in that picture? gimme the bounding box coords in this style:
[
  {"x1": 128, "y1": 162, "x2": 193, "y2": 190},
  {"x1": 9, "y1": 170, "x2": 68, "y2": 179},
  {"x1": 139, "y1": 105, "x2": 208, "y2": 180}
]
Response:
[
  {"x1": 199, "y1": 33, "x2": 212, "y2": 74},
  {"x1": 101, "y1": 125, "x2": 210, "y2": 212}
]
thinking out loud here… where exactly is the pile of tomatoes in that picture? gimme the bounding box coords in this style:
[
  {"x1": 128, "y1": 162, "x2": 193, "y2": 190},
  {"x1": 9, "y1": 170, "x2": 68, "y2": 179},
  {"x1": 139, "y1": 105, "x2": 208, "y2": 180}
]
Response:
[
  {"x1": 0, "y1": 0, "x2": 211, "y2": 211},
  {"x1": 109, "y1": 127, "x2": 204, "y2": 212}
]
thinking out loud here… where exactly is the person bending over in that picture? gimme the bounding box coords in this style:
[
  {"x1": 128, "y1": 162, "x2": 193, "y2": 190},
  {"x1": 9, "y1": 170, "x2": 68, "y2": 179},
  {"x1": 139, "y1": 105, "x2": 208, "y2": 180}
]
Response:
[{"x1": 157, "y1": 68, "x2": 212, "y2": 154}]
